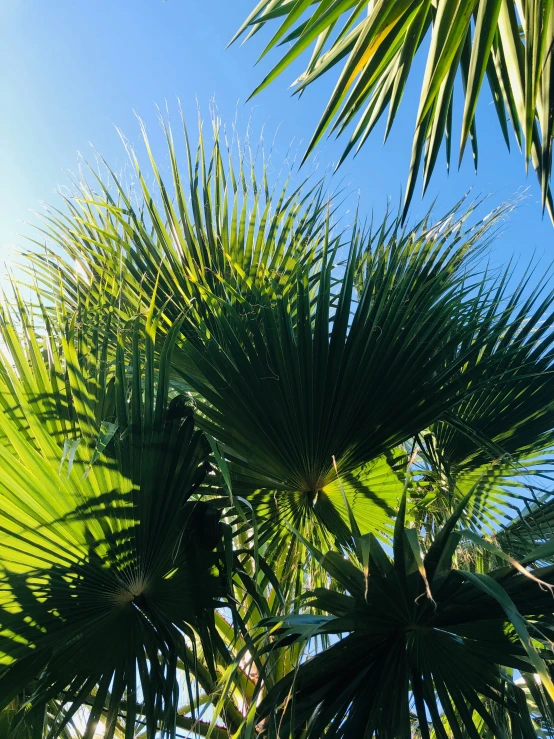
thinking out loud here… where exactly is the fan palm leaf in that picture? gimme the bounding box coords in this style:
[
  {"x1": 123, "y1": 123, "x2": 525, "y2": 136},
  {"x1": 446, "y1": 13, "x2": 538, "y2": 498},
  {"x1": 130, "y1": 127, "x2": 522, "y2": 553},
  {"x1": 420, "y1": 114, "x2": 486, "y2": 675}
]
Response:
[
  {"x1": 21, "y1": 112, "x2": 333, "y2": 349},
  {"x1": 256, "y1": 495, "x2": 554, "y2": 737},
  {"x1": 415, "y1": 264, "x2": 554, "y2": 533},
  {"x1": 496, "y1": 489, "x2": 554, "y2": 559},
  {"x1": 0, "y1": 298, "x2": 238, "y2": 738},
  {"x1": 353, "y1": 205, "x2": 554, "y2": 533},
  {"x1": 173, "y1": 198, "x2": 554, "y2": 602}
]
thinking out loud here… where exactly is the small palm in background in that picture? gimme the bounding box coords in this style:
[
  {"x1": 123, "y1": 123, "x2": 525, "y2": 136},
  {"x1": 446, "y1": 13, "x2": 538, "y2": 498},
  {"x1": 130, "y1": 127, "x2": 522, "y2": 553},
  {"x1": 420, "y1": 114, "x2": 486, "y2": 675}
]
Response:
[{"x1": 1, "y1": 114, "x2": 554, "y2": 736}]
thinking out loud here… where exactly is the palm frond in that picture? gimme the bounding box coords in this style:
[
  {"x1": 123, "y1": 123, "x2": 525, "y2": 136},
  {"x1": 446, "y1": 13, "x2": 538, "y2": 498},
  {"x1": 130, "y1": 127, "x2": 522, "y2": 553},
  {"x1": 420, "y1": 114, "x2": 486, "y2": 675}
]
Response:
[
  {"x1": 415, "y1": 256, "x2": 554, "y2": 532},
  {"x1": 352, "y1": 203, "x2": 554, "y2": 534},
  {"x1": 21, "y1": 111, "x2": 334, "y2": 346},
  {"x1": 173, "y1": 199, "x2": 554, "y2": 599},
  {"x1": 257, "y1": 499, "x2": 554, "y2": 737},
  {"x1": 0, "y1": 301, "x2": 236, "y2": 738},
  {"x1": 234, "y1": 0, "x2": 554, "y2": 220}
]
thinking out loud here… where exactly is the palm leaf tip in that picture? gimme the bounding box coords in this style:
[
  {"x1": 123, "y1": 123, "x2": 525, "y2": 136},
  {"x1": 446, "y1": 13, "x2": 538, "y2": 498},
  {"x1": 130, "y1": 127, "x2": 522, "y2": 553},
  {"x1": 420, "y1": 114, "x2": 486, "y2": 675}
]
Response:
[
  {"x1": 22, "y1": 107, "x2": 336, "y2": 357},
  {"x1": 235, "y1": 0, "x2": 554, "y2": 224}
]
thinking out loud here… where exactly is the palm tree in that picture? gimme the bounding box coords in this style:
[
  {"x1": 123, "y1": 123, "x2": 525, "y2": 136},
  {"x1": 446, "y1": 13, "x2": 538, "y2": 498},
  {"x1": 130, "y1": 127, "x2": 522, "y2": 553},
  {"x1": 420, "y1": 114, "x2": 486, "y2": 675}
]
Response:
[
  {"x1": 233, "y1": 0, "x2": 554, "y2": 221},
  {"x1": 4, "y1": 114, "x2": 554, "y2": 736}
]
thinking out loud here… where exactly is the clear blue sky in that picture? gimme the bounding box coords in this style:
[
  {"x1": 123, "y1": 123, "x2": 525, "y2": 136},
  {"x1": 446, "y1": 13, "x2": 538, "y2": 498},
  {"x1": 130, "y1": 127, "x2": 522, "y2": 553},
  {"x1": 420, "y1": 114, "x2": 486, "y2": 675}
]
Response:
[{"x1": 1, "y1": 0, "x2": 553, "y2": 267}]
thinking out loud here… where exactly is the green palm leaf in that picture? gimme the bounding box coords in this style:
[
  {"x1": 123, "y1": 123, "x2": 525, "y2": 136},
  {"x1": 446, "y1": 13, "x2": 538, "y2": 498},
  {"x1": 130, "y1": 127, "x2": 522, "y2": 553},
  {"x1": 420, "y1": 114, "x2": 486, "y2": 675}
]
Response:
[
  {"x1": 0, "y1": 303, "x2": 235, "y2": 738},
  {"x1": 8, "y1": 110, "x2": 554, "y2": 736},
  {"x1": 175, "y1": 200, "x2": 552, "y2": 581},
  {"x1": 257, "y1": 499, "x2": 554, "y2": 737},
  {"x1": 235, "y1": 0, "x2": 554, "y2": 220},
  {"x1": 21, "y1": 112, "x2": 333, "y2": 348},
  {"x1": 353, "y1": 204, "x2": 554, "y2": 534}
]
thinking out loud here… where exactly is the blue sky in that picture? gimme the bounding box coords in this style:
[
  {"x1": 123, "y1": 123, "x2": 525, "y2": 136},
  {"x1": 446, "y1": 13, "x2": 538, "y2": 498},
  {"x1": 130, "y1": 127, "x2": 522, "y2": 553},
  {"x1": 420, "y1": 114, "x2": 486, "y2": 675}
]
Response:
[{"x1": 1, "y1": 0, "x2": 553, "y2": 268}]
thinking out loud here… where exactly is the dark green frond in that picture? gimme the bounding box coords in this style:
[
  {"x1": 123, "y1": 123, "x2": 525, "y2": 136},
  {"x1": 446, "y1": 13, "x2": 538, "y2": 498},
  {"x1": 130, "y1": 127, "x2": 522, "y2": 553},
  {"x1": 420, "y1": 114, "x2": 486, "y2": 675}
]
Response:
[
  {"x1": 173, "y1": 200, "x2": 554, "y2": 591},
  {"x1": 257, "y1": 512, "x2": 554, "y2": 738}
]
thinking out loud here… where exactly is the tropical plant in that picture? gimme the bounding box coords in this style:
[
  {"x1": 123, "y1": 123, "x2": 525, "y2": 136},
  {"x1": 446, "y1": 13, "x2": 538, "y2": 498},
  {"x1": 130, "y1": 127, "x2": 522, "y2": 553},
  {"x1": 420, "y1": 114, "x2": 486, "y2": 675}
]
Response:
[
  {"x1": 23, "y1": 114, "x2": 332, "y2": 337},
  {"x1": 234, "y1": 0, "x2": 554, "y2": 220},
  {"x1": 255, "y1": 492, "x2": 554, "y2": 738},
  {"x1": 0, "y1": 293, "x2": 250, "y2": 738},
  {"x1": 4, "y1": 117, "x2": 554, "y2": 736}
]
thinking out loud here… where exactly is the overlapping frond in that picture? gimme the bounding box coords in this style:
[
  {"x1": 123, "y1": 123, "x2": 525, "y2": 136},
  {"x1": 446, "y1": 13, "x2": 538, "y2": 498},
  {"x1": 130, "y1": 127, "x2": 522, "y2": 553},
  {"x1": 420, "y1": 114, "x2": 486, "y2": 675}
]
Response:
[
  {"x1": 0, "y1": 302, "x2": 235, "y2": 738},
  {"x1": 498, "y1": 489, "x2": 554, "y2": 558},
  {"x1": 8, "y1": 109, "x2": 554, "y2": 736},
  {"x1": 176, "y1": 201, "x2": 546, "y2": 563},
  {"x1": 352, "y1": 204, "x2": 554, "y2": 534},
  {"x1": 417, "y1": 260, "x2": 554, "y2": 533}
]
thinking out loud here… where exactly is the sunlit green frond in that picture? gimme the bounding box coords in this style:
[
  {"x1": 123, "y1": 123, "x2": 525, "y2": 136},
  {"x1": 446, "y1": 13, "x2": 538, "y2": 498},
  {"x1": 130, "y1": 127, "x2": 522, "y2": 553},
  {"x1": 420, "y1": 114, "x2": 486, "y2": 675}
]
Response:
[
  {"x1": 21, "y1": 112, "x2": 334, "y2": 350},
  {"x1": 0, "y1": 305, "x2": 236, "y2": 738},
  {"x1": 235, "y1": 0, "x2": 554, "y2": 220}
]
